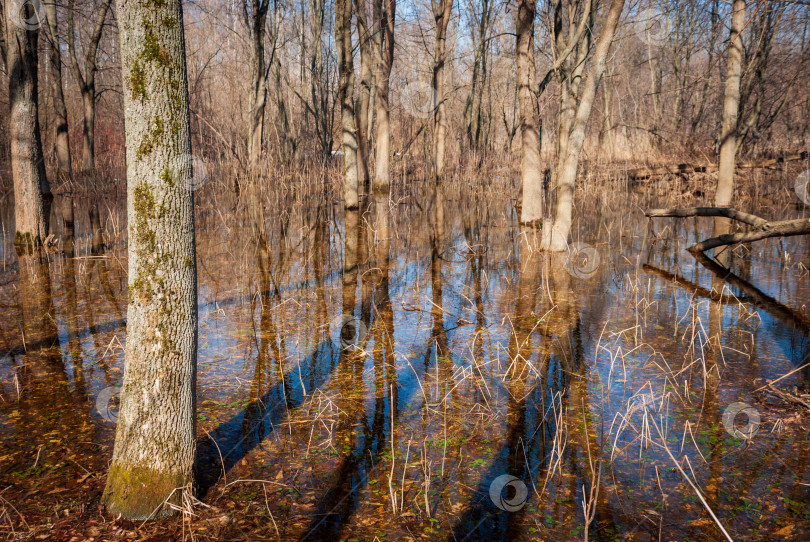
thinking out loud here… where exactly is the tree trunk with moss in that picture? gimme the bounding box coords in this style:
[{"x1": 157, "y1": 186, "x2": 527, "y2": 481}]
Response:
[
  {"x1": 102, "y1": 0, "x2": 197, "y2": 520},
  {"x1": 7, "y1": 2, "x2": 51, "y2": 247}
]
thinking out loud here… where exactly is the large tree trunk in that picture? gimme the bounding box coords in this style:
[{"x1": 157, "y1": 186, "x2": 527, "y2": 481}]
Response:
[
  {"x1": 67, "y1": 0, "x2": 112, "y2": 174},
  {"x1": 516, "y1": 0, "x2": 542, "y2": 225},
  {"x1": 247, "y1": 0, "x2": 269, "y2": 170},
  {"x1": 431, "y1": 0, "x2": 452, "y2": 180},
  {"x1": 371, "y1": 0, "x2": 395, "y2": 192},
  {"x1": 714, "y1": 0, "x2": 745, "y2": 206},
  {"x1": 44, "y1": 1, "x2": 72, "y2": 178},
  {"x1": 336, "y1": 0, "x2": 359, "y2": 208},
  {"x1": 543, "y1": 0, "x2": 624, "y2": 251},
  {"x1": 102, "y1": 0, "x2": 197, "y2": 519},
  {"x1": 7, "y1": 5, "x2": 51, "y2": 247}
]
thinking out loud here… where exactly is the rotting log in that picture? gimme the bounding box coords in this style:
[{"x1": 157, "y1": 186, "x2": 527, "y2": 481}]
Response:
[
  {"x1": 645, "y1": 206, "x2": 810, "y2": 254},
  {"x1": 627, "y1": 151, "x2": 808, "y2": 180}
]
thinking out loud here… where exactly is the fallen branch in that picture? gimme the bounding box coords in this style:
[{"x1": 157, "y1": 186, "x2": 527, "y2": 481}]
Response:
[
  {"x1": 645, "y1": 206, "x2": 810, "y2": 254},
  {"x1": 753, "y1": 361, "x2": 810, "y2": 393},
  {"x1": 689, "y1": 217, "x2": 810, "y2": 253},
  {"x1": 645, "y1": 207, "x2": 768, "y2": 228}
]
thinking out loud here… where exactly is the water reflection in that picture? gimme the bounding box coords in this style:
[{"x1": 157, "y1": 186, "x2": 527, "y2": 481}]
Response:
[{"x1": 1, "y1": 184, "x2": 809, "y2": 539}]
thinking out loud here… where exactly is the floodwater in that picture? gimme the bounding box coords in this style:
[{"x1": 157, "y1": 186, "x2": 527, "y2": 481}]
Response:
[{"x1": 1, "y1": 179, "x2": 809, "y2": 540}]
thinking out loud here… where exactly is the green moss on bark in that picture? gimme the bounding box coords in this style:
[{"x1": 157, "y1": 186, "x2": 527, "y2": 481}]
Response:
[
  {"x1": 102, "y1": 463, "x2": 191, "y2": 520},
  {"x1": 129, "y1": 62, "x2": 148, "y2": 101},
  {"x1": 14, "y1": 231, "x2": 40, "y2": 250},
  {"x1": 136, "y1": 117, "x2": 166, "y2": 160}
]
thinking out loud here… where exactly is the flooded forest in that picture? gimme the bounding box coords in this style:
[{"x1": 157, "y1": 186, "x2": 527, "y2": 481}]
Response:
[{"x1": 1, "y1": 0, "x2": 809, "y2": 540}]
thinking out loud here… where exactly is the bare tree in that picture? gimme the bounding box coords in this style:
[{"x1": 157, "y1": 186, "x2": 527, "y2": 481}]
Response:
[
  {"x1": 735, "y1": 2, "x2": 806, "y2": 154},
  {"x1": 431, "y1": 0, "x2": 452, "y2": 180},
  {"x1": 516, "y1": 0, "x2": 542, "y2": 225},
  {"x1": 67, "y1": 0, "x2": 113, "y2": 174},
  {"x1": 336, "y1": 0, "x2": 359, "y2": 207},
  {"x1": 269, "y1": 1, "x2": 295, "y2": 159},
  {"x1": 7, "y1": 0, "x2": 52, "y2": 246},
  {"x1": 246, "y1": 0, "x2": 270, "y2": 169},
  {"x1": 44, "y1": 0, "x2": 72, "y2": 178},
  {"x1": 102, "y1": 0, "x2": 197, "y2": 519},
  {"x1": 355, "y1": 0, "x2": 373, "y2": 190},
  {"x1": 371, "y1": 0, "x2": 395, "y2": 191},
  {"x1": 714, "y1": 0, "x2": 745, "y2": 206},
  {"x1": 550, "y1": 0, "x2": 593, "y2": 182},
  {"x1": 463, "y1": 0, "x2": 492, "y2": 151},
  {"x1": 690, "y1": 0, "x2": 721, "y2": 137},
  {"x1": 302, "y1": 0, "x2": 335, "y2": 156},
  {"x1": 543, "y1": 0, "x2": 625, "y2": 251}
]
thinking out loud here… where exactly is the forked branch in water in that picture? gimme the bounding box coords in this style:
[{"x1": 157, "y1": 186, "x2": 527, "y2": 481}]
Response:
[{"x1": 645, "y1": 207, "x2": 810, "y2": 254}]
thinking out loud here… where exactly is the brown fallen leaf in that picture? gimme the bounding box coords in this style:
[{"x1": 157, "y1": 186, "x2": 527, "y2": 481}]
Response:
[{"x1": 774, "y1": 524, "x2": 794, "y2": 536}]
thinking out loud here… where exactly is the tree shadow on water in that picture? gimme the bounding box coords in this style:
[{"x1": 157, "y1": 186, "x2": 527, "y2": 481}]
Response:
[{"x1": 195, "y1": 333, "x2": 341, "y2": 496}]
